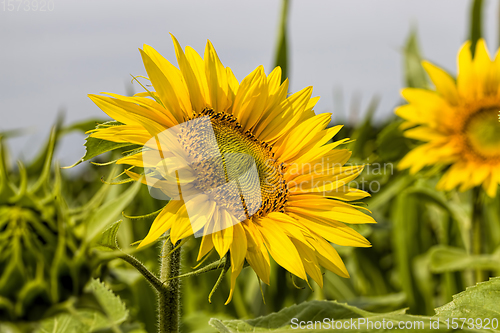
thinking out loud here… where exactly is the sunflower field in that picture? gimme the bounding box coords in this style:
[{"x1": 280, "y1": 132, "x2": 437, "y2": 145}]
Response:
[{"x1": 1, "y1": 0, "x2": 500, "y2": 332}]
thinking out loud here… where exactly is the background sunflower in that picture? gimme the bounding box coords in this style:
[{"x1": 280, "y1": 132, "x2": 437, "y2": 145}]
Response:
[{"x1": 397, "y1": 39, "x2": 500, "y2": 197}]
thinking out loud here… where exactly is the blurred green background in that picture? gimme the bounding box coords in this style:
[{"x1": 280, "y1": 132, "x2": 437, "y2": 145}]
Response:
[{"x1": 1, "y1": 0, "x2": 500, "y2": 332}]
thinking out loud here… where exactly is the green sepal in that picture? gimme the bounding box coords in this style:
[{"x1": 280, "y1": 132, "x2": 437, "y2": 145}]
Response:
[{"x1": 65, "y1": 121, "x2": 138, "y2": 169}]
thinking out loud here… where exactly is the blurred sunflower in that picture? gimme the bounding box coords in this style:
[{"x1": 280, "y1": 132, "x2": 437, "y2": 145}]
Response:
[
  {"x1": 397, "y1": 39, "x2": 500, "y2": 197},
  {"x1": 88, "y1": 35, "x2": 374, "y2": 302}
]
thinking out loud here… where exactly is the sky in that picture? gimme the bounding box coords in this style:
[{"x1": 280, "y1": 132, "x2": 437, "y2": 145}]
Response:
[{"x1": 0, "y1": 0, "x2": 498, "y2": 167}]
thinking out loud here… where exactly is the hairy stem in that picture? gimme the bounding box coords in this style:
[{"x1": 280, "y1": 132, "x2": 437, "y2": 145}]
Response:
[
  {"x1": 158, "y1": 240, "x2": 181, "y2": 333},
  {"x1": 472, "y1": 186, "x2": 485, "y2": 283},
  {"x1": 120, "y1": 254, "x2": 163, "y2": 291}
]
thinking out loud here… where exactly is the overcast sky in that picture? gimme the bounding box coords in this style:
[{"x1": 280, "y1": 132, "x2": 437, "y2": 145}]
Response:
[{"x1": 1, "y1": 0, "x2": 498, "y2": 166}]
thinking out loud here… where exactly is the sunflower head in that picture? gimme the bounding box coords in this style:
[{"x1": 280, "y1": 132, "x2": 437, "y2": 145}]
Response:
[
  {"x1": 88, "y1": 34, "x2": 375, "y2": 303},
  {"x1": 397, "y1": 39, "x2": 500, "y2": 197}
]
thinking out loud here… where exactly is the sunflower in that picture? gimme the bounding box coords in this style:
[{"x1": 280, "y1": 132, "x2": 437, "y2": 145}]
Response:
[
  {"x1": 88, "y1": 34, "x2": 375, "y2": 303},
  {"x1": 397, "y1": 39, "x2": 500, "y2": 197}
]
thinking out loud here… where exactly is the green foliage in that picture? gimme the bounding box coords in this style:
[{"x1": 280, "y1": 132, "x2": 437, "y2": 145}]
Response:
[
  {"x1": 436, "y1": 277, "x2": 500, "y2": 319},
  {"x1": 209, "y1": 301, "x2": 461, "y2": 332},
  {"x1": 86, "y1": 279, "x2": 129, "y2": 327},
  {"x1": 403, "y1": 28, "x2": 428, "y2": 89},
  {"x1": 85, "y1": 180, "x2": 141, "y2": 242},
  {"x1": 210, "y1": 278, "x2": 500, "y2": 332},
  {"x1": 66, "y1": 121, "x2": 137, "y2": 168},
  {"x1": 429, "y1": 246, "x2": 500, "y2": 273},
  {"x1": 0, "y1": 122, "x2": 143, "y2": 329},
  {"x1": 35, "y1": 279, "x2": 145, "y2": 333},
  {"x1": 0, "y1": 129, "x2": 93, "y2": 322},
  {"x1": 273, "y1": 0, "x2": 289, "y2": 84},
  {"x1": 3, "y1": 1, "x2": 500, "y2": 332},
  {"x1": 95, "y1": 220, "x2": 122, "y2": 252}
]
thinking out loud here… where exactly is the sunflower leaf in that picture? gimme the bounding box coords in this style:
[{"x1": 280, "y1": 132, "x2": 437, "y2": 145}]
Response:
[
  {"x1": 86, "y1": 278, "x2": 129, "y2": 326},
  {"x1": 209, "y1": 300, "x2": 483, "y2": 332},
  {"x1": 35, "y1": 313, "x2": 89, "y2": 333},
  {"x1": 428, "y1": 245, "x2": 500, "y2": 273},
  {"x1": 94, "y1": 220, "x2": 122, "y2": 252},
  {"x1": 65, "y1": 121, "x2": 135, "y2": 169},
  {"x1": 85, "y1": 179, "x2": 142, "y2": 243},
  {"x1": 403, "y1": 28, "x2": 428, "y2": 89},
  {"x1": 62, "y1": 118, "x2": 108, "y2": 134},
  {"x1": 435, "y1": 277, "x2": 500, "y2": 320}
]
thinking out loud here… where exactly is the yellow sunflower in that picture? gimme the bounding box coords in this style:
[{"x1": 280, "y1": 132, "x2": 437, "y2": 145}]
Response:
[
  {"x1": 397, "y1": 39, "x2": 500, "y2": 197},
  {"x1": 88, "y1": 34, "x2": 375, "y2": 303}
]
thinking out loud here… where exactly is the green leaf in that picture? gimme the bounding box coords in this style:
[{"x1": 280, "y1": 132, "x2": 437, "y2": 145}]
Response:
[
  {"x1": 86, "y1": 278, "x2": 129, "y2": 326},
  {"x1": 403, "y1": 28, "x2": 428, "y2": 89},
  {"x1": 35, "y1": 279, "x2": 132, "y2": 333},
  {"x1": 347, "y1": 96, "x2": 379, "y2": 158},
  {"x1": 65, "y1": 121, "x2": 136, "y2": 168},
  {"x1": 25, "y1": 114, "x2": 63, "y2": 176},
  {"x1": 273, "y1": 0, "x2": 290, "y2": 84},
  {"x1": 67, "y1": 138, "x2": 134, "y2": 168},
  {"x1": 14, "y1": 279, "x2": 48, "y2": 318},
  {"x1": 85, "y1": 180, "x2": 142, "y2": 243},
  {"x1": 429, "y1": 245, "x2": 500, "y2": 273},
  {"x1": 436, "y1": 277, "x2": 500, "y2": 320},
  {"x1": 376, "y1": 120, "x2": 410, "y2": 161},
  {"x1": 35, "y1": 313, "x2": 89, "y2": 333},
  {"x1": 209, "y1": 300, "x2": 482, "y2": 332},
  {"x1": 0, "y1": 138, "x2": 15, "y2": 201},
  {"x1": 391, "y1": 190, "x2": 424, "y2": 313},
  {"x1": 183, "y1": 311, "x2": 233, "y2": 333},
  {"x1": 407, "y1": 186, "x2": 471, "y2": 252},
  {"x1": 0, "y1": 296, "x2": 15, "y2": 319},
  {"x1": 365, "y1": 175, "x2": 414, "y2": 211},
  {"x1": 30, "y1": 126, "x2": 57, "y2": 194},
  {"x1": 94, "y1": 220, "x2": 122, "y2": 252},
  {"x1": 62, "y1": 118, "x2": 108, "y2": 134}
]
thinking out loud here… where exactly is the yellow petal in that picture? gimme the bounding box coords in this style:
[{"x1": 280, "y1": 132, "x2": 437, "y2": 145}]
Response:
[
  {"x1": 244, "y1": 222, "x2": 271, "y2": 285},
  {"x1": 204, "y1": 40, "x2": 231, "y2": 112},
  {"x1": 286, "y1": 202, "x2": 375, "y2": 225},
  {"x1": 102, "y1": 92, "x2": 178, "y2": 128},
  {"x1": 291, "y1": 239, "x2": 323, "y2": 288},
  {"x1": 274, "y1": 113, "x2": 332, "y2": 162},
  {"x1": 185, "y1": 46, "x2": 211, "y2": 106},
  {"x1": 212, "y1": 209, "x2": 234, "y2": 258},
  {"x1": 256, "y1": 221, "x2": 307, "y2": 280},
  {"x1": 309, "y1": 236, "x2": 349, "y2": 278},
  {"x1": 170, "y1": 34, "x2": 206, "y2": 112},
  {"x1": 232, "y1": 66, "x2": 268, "y2": 131},
  {"x1": 457, "y1": 41, "x2": 476, "y2": 99},
  {"x1": 255, "y1": 86, "x2": 313, "y2": 142},
  {"x1": 142, "y1": 44, "x2": 193, "y2": 119},
  {"x1": 138, "y1": 200, "x2": 185, "y2": 248},
  {"x1": 289, "y1": 210, "x2": 371, "y2": 247},
  {"x1": 139, "y1": 49, "x2": 187, "y2": 124},
  {"x1": 197, "y1": 233, "x2": 214, "y2": 261},
  {"x1": 422, "y1": 61, "x2": 459, "y2": 105},
  {"x1": 225, "y1": 223, "x2": 247, "y2": 304}
]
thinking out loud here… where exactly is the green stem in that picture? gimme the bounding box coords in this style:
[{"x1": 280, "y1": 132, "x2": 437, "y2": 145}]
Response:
[
  {"x1": 165, "y1": 257, "x2": 226, "y2": 281},
  {"x1": 158, "y1": 240, "x2": 181, "y2": 333},
  {"x1": 469, "y1": 0, "x2": 484, "y2": 57},
  {"x1": 472, "y1": 186, "x2": 485, "y2": 283},
  {"x1": 119, "y1": 254, "x2": 163, "y2": 291}
]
